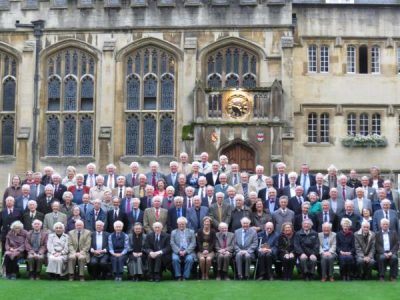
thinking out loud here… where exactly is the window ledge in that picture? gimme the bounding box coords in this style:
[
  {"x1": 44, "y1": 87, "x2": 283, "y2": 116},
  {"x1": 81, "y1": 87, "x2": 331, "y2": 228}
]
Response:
[
  {"x1": 303, "y1": 142, "x2": 333, "y2": 147},
  {"x1": 120, "y1": 156, "x2": 176, "y2": 165},
  {"x1": 40, "y1": 156, "x2": 95, "y2": 164},
  {"x1": 0, "y1": 156, "x2": 16, "y2": 162}
]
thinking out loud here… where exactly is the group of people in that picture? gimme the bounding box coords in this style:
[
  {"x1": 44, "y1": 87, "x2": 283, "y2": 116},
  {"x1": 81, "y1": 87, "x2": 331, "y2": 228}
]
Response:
[{"x1": 0, "y1": 153, "x2": 399, "y2": 282}]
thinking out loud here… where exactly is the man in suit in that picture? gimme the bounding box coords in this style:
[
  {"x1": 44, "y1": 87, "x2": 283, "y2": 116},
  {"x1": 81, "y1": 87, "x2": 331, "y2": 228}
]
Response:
[
  {"x1": 324, "y1": 165, "x2": 338, "y2": 189},
  {"x1": 68, "y1": 219, "x2": 91, "y2": 281},
  {"x1": 259, "y1": 188, "x2": 279, "y2": 214},
  {"x1": 219, "y1": 155, "x2": 231, "y2": 174},
  {"x1": 372, "y1": 189, "x2": 397, "y2": 213},
  {"x1": 328, "y1": 187, "x2": 345, "y2": 216},
  {"x1": 88, "y1": 220, "x2": 110, "y2": 280},
  {"x1": 230, "y1": 195, "x2": 251, "y2": 232},
  {"x1": 214, "y1": 173, "x2": 232, "y2": 198},
  {"x1": 227, "y1": 163, "x2": 240, "y2": 186},
  {"x1": 175, "y1": 174, "x2": 188, "y2": 197},
  {"x1": 170, "y1": 216, "x2": 196, "y2": 280},
  {"x1": 375, "y1": 218, "x2": 399, "y2": 281},
  {"x1": 383, "y1": 180, "x2": 400, "y2": 212},
  {"x1": 0, "y1": 196, "x2": 22, "y2": 253},
  {"x1": 140, "y1": 185, "x2": 155, "y2": 211},
  {"x1": 177, "y1": 152, "x2": 192, "y2": 176},
  {"x1": 22, "y1": 200, "x2": 44, "y2": 231},
  {"x1": 132, "y1": 174, "x2": 148, "y2": 199},
  {"x1": 125, "y1": 161, "x2": 140, "y2": 187},
  {"x1": 15, "y1": 184, "x2": 31, "y2": 212},
  {"x1": 79, "y1": 193, "x2": 93, "y2": 217},
  {"x1": 195, "y1": 176, "x2": 208, "y2": 203},
  {"x1": 51, "y1": 173, "x2": 68, "y2": 202},
  {"x1": 165, "y1": 161, "x2": 180, "y2": 190},
  {"x1": 167, "y1": 196, "x2": 186, "y2": 233},
  {"x1": 215, "y1": 222, "x2": 235, "y2": 280},
  {"x1": 249, "y1": 165, "x2": 267, "y2": 193},
  {"x1": 107, "y1": 197, "x2": 128, "y2": 233},
  {"x1": 83, "y1": 162, "x2": 98, "y2": 188},
  {"x1": 85, "y1": 199, "x2": 107, "y2": 232},
  {"x1": 318, "y1": 222, "x2": 337, "y2": 282},
  {"x1": 308, "y1": 173, "x2": 330, "y2": 201},
  {"x1": 347, "y1": 169, "x2": 362, "y2": 189},
  {"x1": 89, "y1": 175, "x2": 110, "y2": 202},
  {"x1": 198, "y1": 152, "x2": 212, "y2": 174},
  {"x1": 225, "y1": 187, "x2": 237, "y2": 209},
  {"x1": 294, "y1": 218, "x2": 320, "y2": 280},
  {"x1": 201, "y1": 185, "x2": 215, "y2": 207},
  {"x1": 288, "y1": 186, "x2": 305, "y2": 216},
  {"x1": 272, "y1": 162, "x2": 289, "y2": 191},
  {"x1": 143, "y1": 196, "x2": 168, "y2": 234},
  {"x1": 144, "y1": 222, "x2": 171, "y2": 282},
  {"x1": 234, "y1": 217, "x2": 258, "y2": 280},
  {"x1": 337, "y1": 174, "x2": 355, "y2": 202},
  {"x1": 354, "y1": 221, "x2": 375, "y2": 279},
  {"x1": 68, "y1": 174, "x2": 90, "y2": 205},
  {"x1": 256, "y1": 222, "x2": 279, "y2": 280},
  {"x1": 209, "y1": 192, "x2": 232, "y2": 230},
  {"x1": 36, "y1": 184, "x2": 57, "y2": 215},
  {"x1": 162, "y1": 186, "x2": 176, "y2": 210},
  {"x1": 372, "y1": 199, "x2": 398, "y2": 233},
  {"x1": 360, "y1": 176, "x2": 378, "y2": 202},
  {"x1": 352, "y1": 187, "x2": 372, "y2": 216},
  {"x1": 183, "y1": 186, "x2": 196, "y2": 210},
  {"x1": 41, "y1": 166, "x2": 54, "y2": 186},
  {"x1": 369, "y1": 166, "x2": 384, "y2": 189},
  {"x1": 146, "y1": 161, "x2": 165, "y2": 189},
  {"x1": 205, "y1": 161, "x2": 221, "y2": 187},
  {"x1": 186, "y1": 196, "x2": 209, "y2": 232},
  {"x1": 104, "y1": 163, "x2": 119, "y2": 190},
  {"x1": 30, "y1": 172, "x2": 45, "y2": 200},
  {"x1": 296, "y1": 163, "x2": 316, "y2": 198},
  {"x1": 316, "y1": 200, "x2": 338, "y2": 232},
  {"x1": 114, "y1": 176, "x2": 127, "y2": 199},
  {"x1": 272, "y1": 196, "x2": 295, "y2": 233},
  {"x1": 25, "y1": 219, "x2": 48, "y2": 280},
  {"x1": 126, "y1": 198, "x2": 144, "y2": 232},
  {"x1": 339, "y1": 200, "x2": 361, "y2": 232},
  {"x1": 280, "y1": 172, "x2": 298, "y2": 199},
  {"x1": 43, "y1": 201, "x2": 67, "y2": 233},
  {"x1": 235, "y1": 172, "x2": 255, "y2": 203},
  {"x1": 120, "y1": 187, "x2": 134, "y2": 214},
  {"x1": 294, "y1": 202, "x2": 317, "y2": 232}
]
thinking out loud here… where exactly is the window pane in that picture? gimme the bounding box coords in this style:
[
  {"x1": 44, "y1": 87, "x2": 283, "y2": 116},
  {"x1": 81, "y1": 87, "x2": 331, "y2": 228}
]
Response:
[
  {"x1": 359, "y1": 113, "x2": 369, "y2": 136},
  {"x1": 347, "y1": 113, "x2": 356, "y2": 135},
  {"x1": 359, "y1": 45, "x2": 368, "y2": 74},
  {"x1": 347, "y1": 46, "x2": 356, "y2": 73},
  {"x1": 47, "y1": 115, "x2": 60, "y2": 156},
  {"x1": 225, "y1": 74, "x2": 239, "y2": 88},
  {"x1": 64, "y1": 76, "x2": 77, "y2": 111},
  {"x1": 371, "y1": 46, "x2": 380, "y2": 74},
  {"x1": 63, "y1": 115, "x2": 76, "y2": 156},
  {"x1": 159, "y1": 114, "x2": 174, "y2": 155},
  {"x1": 308, "y1": 45, "x2": 317, "y2": 73},
  {"x1": 225, "y1": 48, "x2": 232, "y2": 74},
  {"x1": 143, "y1": 114, "x2": 156, "y2": 155},
  {"x1": 320, "y1": 46, "x2": 329, "y2": 73},
  {"x1": 320, "y1": 113, "x2": 329, "y2": 143},
  {"x1": 308, "y1": 113, "x2": 317, "y2": 143},
  {"x1": 1, "y1": 116, "x2": 14, "y2": 155},
  {"x1": 79, "y1": 115, "x2": 93, "y2": 156},
  {"x1": 48, "y1": 77, "x2": 61, "y2": 111},
  {"x1": 372, "y1": 113, "x2": 381, "y2": 135},
  {"x1": 127, "y1": 75, "x2": 140, "y2": 110},
  {"x1": 243, "y1": 74, "x2": 256, "y2": 89},
  {"x1": 126, "y1": 114, "x2": 139, "y2": 155},
  {"x1": 81, "y1": 76, "x2": 94, "y2": 111},
  {"x1": 207, "y1": 74, "x2": 222, "y2": 89},
  {"x1": 143, "y1": 75, "x2": 157, "y2": 110},
  {"x1": 2, "y1": 77, "x2": 16, "y2": 111},
  {"x1": 160, "y1": 74, "x2": 174, "y2": 110}
]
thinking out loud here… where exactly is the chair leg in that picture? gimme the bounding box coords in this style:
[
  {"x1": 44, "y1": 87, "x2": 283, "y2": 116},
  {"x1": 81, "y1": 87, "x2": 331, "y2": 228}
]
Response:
[{"x1": 254, "y1": 259, "x2": 259, "y2": 280}]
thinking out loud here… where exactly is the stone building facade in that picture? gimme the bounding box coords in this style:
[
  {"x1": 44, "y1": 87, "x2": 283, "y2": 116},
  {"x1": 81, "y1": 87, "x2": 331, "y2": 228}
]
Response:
[{"x1": 0, "y1": 0, "x2": 399, "y2": 190}]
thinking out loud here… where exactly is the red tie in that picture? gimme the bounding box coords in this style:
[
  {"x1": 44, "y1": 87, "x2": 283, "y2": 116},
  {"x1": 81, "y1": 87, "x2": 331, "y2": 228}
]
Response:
[
  {"x1": 132, "y1": 174, "x2": 136, "y2": 186},
  {"x1": 152, "y1": 173, "x2": 157, "y2": 188},
  {"x1": 155, "y1": 209, "x2": 160, "y2": 220}
]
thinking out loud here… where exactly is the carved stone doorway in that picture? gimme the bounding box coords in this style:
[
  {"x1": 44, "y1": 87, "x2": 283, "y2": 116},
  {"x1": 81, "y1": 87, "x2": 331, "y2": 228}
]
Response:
[{"x1": 221, "y1": 143, "x2": 255, "y2": 173}]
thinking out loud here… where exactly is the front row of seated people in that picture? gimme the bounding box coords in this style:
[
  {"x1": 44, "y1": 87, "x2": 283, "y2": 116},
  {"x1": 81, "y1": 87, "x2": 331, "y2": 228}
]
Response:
[{"x1": 2, "y1": 216, "x2": 398, "y2": 282}]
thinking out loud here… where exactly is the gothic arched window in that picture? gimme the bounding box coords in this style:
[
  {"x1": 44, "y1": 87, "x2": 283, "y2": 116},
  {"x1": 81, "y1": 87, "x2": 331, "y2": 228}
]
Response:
[
  {"x1": 45, "y1": 47, "x2": 96, "y2": 156},
  {"x1": 125, "y1": 45, "x2": 176, "y2": 156}
]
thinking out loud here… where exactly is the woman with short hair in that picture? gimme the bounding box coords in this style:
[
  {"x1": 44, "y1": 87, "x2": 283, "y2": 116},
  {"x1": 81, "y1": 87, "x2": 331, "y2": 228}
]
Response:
[{"x1": 4, "y1": 221, "x2": 27, "y2": 280}]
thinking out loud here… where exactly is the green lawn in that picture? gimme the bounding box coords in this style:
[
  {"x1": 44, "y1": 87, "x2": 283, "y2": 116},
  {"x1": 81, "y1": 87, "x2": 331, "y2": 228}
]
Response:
[{"x1": 1, "y1": 276, "x2": 399, "y2": 300}]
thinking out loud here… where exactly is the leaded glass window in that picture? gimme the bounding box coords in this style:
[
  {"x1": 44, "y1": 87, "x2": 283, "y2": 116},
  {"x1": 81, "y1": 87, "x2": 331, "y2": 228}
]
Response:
[
  {"x1": 208, "y1": 94, "x2": 222, "y2": 118},
  {"x1": 0, "y1": 52, "x2": 17, "y2": 156},
  {"x1": 206, "y1": 46, "x2": 258, "y2": 89},
  {"x1": 307, "y1": 113, "x2": 317, "y2": 143},
  {"x1": 371, "y1": 46, "x2": 380, "y2": 74},
  {"x1": 45, "y1": 48, "x2": 96, "y2": 156},
  {"x1": 347, "y1": 45, "x2": 356, "y2": 73},
  {"x1": 320, "y1": 113, "x2": 330, "y2": 143},
  {"x1": 124, "y1": 45, "x2": 176, "y2": 156},
  {"x1": 347, "y1": 113, "x2": 356, "y2": 136},
  {"x1": 359, "y1": 113, "x2": 369, "y2": 136},
  {"x1": 371, "y1": 113, "x2": 381, "y2": 135},
  {"x1": 308, "y1": 45, "x2": 317, "y2": 73}
]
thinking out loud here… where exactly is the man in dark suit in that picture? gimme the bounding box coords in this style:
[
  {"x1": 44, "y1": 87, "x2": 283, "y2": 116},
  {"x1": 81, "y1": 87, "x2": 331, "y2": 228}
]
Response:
[
  {"x1": 165, "y1": 161, "x2": 180, "y2": 190},
  {"x1": 259, "y1": 188, "x2": 279, "y2": 214},
  {"x1": 195, "y1": 176, "x2": 208, "y2": 203},
  {"x1": 146, "y1": 161, "x2": 165, "y2": 189},
  {"x1": 15, "y1": 184, "x2": 31, "y2": 212},
  {"x1": 256, "y1": 222, "x2": 279, "y2": 280},
  {"x1": 375, "y1": 218, "x2": 399, "y2": 281},
  {"x1": 85, "y1": 199, "x2": 107, "y2": 232},
  {"x1": 339, "y1": 200, "x2": 361, "y2": 232},
  {"x1": 308, "y1": 173, "x2": 330, "y2": 201},
  {"x1": 186, "y1": 196, "x2": 209, "y2": 232},
  {"x1": 0, "y1": 197, "x2": 22, "y2": 254},
  {"x1": 347, "y1": 169, "x2": 362, "y2": 189},
  {"x1": 30, "y1": 172, "x2": 45, "y2": 200},
  {"x1": 126, "y1": 198, "x2": 144, "y2": 231},
  {"x1": 162, "y1": 186, "x2": 175, "y2": 210},
  {"x1": 372, "y1": 199, "x2": 398, "y2": 233},
  {"x1": 209, "y1": 192, "x2": 232, "y2": 230},
  {"x1": 294, "y1": 202, "x2": 318, "y2": 232},
  {"x1": 144, "y1": 222, "x2": 171, "y2": 282},
  {"x1": 120, "y1": 187, "x2": 134, "y2": 215},
  {"x1": 272, "y1": 162, "x2": 289, "y2": 191},
  {"x1": 22, "y1": 200, "x2": 44, "y2": 231},
  {"x1": 280, "y1": 172, "x2": 298, "y2": 199},
  {"x1": 107, "y1": 197, "x2": 128, "y2": 233},
  {"x1": 203, "y1": 185, "x2": 216, "y2": 208},
  {"x1": 83, "y1": 162, "x2": 98, "y2": 188},
  {"x1": 288, "y1": 186, "x2": 305, "y2": 216},
  {"x1": 230, "y1": 195, "x2": 251, "y2": 232},
  {"x1": 140, "y1": 186, "x2": 155, "y2": 211},
  {"x1": 205, "y1": 161, "x2": 221, "y2": 187},
  {"x1": 167, "y1": 197, "x2": 186, "y2": 233},
  {"x1": 296, "y1": 163, "x2": 316, "y2": 198},
  {"x1": 36, "y1": 185, "x2": 57, "y2": 215},
  {"x1": 88, "y1": 220, "x2": 110, "y2": 279},
  {"x1": 316, "y1": 200, "x2": 338, "y2": 232},
  {"x1": 41, "y1": 166, "x2": 54, "y2": 186},
  {"x1": 51, "y1": 174, "x2": 68, "y2": 202},
  {"x1": 125, "y1": 161, "x2": 140, "y2": 187}
]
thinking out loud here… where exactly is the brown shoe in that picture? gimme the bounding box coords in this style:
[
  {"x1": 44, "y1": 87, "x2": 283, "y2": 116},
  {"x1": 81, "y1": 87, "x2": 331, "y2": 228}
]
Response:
[
  {"x1": 329, "y1": 277, "x2": 335, "y2": 282},
  {"x1": 69, "y1": 275, "x2": 74, "y2": 281},
  {"x1": 80, "y1": 276, "x2": 85, "y2": 282},
  {"x1": 321, "y1": 277, "x2": 326, "y2": 282}
]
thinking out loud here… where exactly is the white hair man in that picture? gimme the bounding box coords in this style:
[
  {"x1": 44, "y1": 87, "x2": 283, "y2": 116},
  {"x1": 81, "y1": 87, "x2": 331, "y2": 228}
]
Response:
[
  {"x1": 84, "y1": 163, "x2": 98, "y2": 188},
  {"x1": 272, "y1": 162, "x2": 288, "y2": 190},
  {"x1": 68, "y1": 219, "x2": 91, "y2": 281},
  {"x1": 354, "y1": 221, "x2": 375, "y2": 280},
  {"x1": 26, "y1": 219, "x2": 48, "y2": 279},
  {"x1": 178, "y1": 152, "x2": 192, "y2": 175},
  {"x1": 143, "y1": 195, "x2": 168, "y2": 234},
  {"x1": 146, "y1": 161, "x2": 165, "y2": 189},
  {"x1": 104, "y1": 164, "x2": 118, "y2": 189},
  {"x1": 249, "y1": 165, "x2": 267, "y2": 192},
  {"x1": 126, "y1": 161, "x2": 140, "y2": 187}
]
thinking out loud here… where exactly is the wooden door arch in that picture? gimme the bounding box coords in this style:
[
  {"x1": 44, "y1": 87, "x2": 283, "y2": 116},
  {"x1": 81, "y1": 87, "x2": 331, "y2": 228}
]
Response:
[{"x1": 221, "y1": 143, "x2": 255, "y2": 173}]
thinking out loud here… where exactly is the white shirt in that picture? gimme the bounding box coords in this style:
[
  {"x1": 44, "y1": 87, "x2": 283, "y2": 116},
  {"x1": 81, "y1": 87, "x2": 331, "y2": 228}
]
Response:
[
  {"x1": 96, "y1": 232, "x2": 103, "y2": 250},
  {"x1": 330, "y1": 199, "x2": 338, "y2": 214},
  {"x1": 382, "y1": 231, "x2": 390, "y2": 252}
]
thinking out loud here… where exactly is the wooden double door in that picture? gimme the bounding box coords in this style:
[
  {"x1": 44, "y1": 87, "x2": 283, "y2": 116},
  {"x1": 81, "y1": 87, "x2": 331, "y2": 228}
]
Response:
[{"x1": 221, "y1": 143, "x2": 255, "y2": 173}]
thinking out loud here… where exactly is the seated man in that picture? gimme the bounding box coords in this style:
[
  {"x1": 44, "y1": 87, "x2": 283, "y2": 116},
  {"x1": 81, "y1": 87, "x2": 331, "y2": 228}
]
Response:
[
  {"x1": 318, "y1": 222, "x2": 336, "y2": 282},
  {"x1": 68, "y1": 220, "x2": 91, "y2": 281},
  {"x1": 294, "y1": 219, "x2": 319, "y2": 280},
  {"x1": 375, "y1": 218, "x2": 399, "y2": 281},
  {"x1": 170, "y1": 217, "x2": 196, "y2": 280},
  {"x1": 25, "y1": 219, "x2": 48, "y2": 280},
  {"x1": 256, "y1": 222, "x2": 279, "y2": 281},
  {"x1": 234, "y1": 217, "x2": 258, "y2": 280},
  {"x1": 215, "y1": 222, "x2": 235, "y2": 280},
  {"x1": 108, "y1": 221, "x2": 129, "y2": 281},
  {"x1": 89, "y1": 220, "x2": 110, "y2": 280},
  {"x1": 354, "y1": 221, "x2": 375, "y2": 280},
  {"x1": 144, "y1": 222, "x2": 171, "y2": 282}
]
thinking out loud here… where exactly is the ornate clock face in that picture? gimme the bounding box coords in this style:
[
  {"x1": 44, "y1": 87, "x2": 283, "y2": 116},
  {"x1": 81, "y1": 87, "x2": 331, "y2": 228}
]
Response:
[{"x1": 226, "y1": 95, "x2": 249, "y2": 118}]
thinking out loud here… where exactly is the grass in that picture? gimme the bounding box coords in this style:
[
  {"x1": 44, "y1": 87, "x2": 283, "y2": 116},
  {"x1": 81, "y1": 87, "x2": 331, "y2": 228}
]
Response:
[{"x1": 0, "y1": 271, "x2": 399, "y2": 300}]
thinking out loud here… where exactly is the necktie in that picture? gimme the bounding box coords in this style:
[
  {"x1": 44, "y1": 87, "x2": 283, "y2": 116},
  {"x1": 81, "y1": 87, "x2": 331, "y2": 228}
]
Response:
[
  {"x1": 155, "y1": 209, "x2": 159, "y2": 220},
  {"x1": 342, "y1": 186, "x2": 346, "y2": 200},
  {"x1": 223, "y1": 234, "x2": 227, "y2": 248},
  {"x1": 324, "y1": 212, "x2": 328, "y2": 223},
  {"x1": 304, "y1": 215, "x2": 307, "y2": 220},
  {"x1": 147, "y1": 197, "x2": 151, "y2": 208},
  {"x1": 126, "y1": 199, "x2": 131, "y2": 213},
  {"x1": 172, "y1": 174, "x2": 176, "y2": 186},
  {"x1": 84, "y1": 204, "x2": 87, "y2": 215},
  {"x1": 135, "y1": 209, "x2": 139, "y2": 220},
  {"x1": 114, "y1": 210, "x2": 118, "y2": 221},
  {"x1": 177, "y1": 208, "x2": 181, "y2": 218},
  {"x1": 77, "y1": 231, "x2": 81, "y2": 252},
  {"x1": 95, "y1": 211, "x2": 99, "y2": 220},
  {"x1": 203, "y1": 163, "x2": 206, "y2": 169},
  {"x1": 155, "y1": 234, "x2": 160, "y2": 249},
  {"x1": 30, "y1": 213, "x2": 34, "y2": 219},
  {"x1": 152, "y1": 173, "x2": 157, "y2": 188},
  {"x1": 47, "y1": 197, "x2": 51, "y2": 204},
  {"x1": 233, "y1": 175, "x2": 237, "y2": 185},
  {"x1": 119, "y1": 188, "x2": 123, "y2": 199},
  {"x1": 188, "y1": 198, "x2": 192, "y2": 208},
  {"x1": 385, "y1": 212, "x2": 388, "y2": 219},
  {"x1": 132, "y1": 174, "x2": 136, "y2": 186},
  {"x1": 221, "y1": 167, "x2": 225, "y2": 172},
  {"x1": 218, "y1": 206, "x2": 222, "y2": 222},
  {"x1": 55, "y1": 185, "x2": 58, "y2": 192},
  {"x1": 280, "y1": 175, "x2": 284, "y2": 189},
  {"x1": 297, "y1": 197, "x2": 301, "y2": 205},
  {"x1": 243, "y1": 184, "x2": 248, "y2": 199}
]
